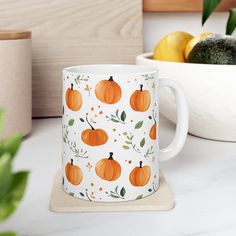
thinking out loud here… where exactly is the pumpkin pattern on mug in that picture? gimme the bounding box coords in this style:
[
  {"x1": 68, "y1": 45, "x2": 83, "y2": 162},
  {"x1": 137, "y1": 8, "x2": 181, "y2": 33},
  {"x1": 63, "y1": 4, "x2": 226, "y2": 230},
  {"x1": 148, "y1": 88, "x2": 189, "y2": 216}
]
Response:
[
  {"x1": 63, "y1": 72, "x2": 158, "y2": 201},
  {"x1": 95, "y1": 152, "x2": 121, "y2": 181},
  {"x1": 149, "y1": 123, "x2": 157, "y2": 140},
  {"x1": 81, "y1": 116, "x2": 108, "y2": 146},
  {"x1": 149, "y1": 113, "x2": 157, "y2": 140},
  {"x1": 130, "y1": 84, "x2": 151, "y2": 112},
  {"x1": 95, "y1": 76, "x2": 122, "y2": 104},
  {"x1": 65, "y1": 159, "x2": 83, "y2": 185},
  {"x1": 66, "y1": 83, "x2": 82, "y2": 111},
  {"x1": 129, "y1": 161, "x2": 151, "y2": 187}
]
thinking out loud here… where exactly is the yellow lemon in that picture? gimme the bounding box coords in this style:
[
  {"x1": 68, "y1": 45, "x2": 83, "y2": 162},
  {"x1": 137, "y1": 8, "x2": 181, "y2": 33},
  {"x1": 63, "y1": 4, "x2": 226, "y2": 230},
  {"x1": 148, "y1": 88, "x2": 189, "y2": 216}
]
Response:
[
  {"x1": 153, "y1": 31, "x2": 193, "y2": 62},
  {"x1": 185, "y1": 32, "x2": 213, "y2": 60}
]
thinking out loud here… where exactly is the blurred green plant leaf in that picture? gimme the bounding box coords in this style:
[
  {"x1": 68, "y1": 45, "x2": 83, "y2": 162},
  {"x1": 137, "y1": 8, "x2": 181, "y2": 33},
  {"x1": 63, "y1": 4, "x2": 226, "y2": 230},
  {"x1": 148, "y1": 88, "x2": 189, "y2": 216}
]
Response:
[
  {"x1": 0, "y1": 232, "x2": 18, "y2": 236},
  {"x1": 0, "y1": 154, "x2": 13, "y2": 199},
  {"x1": 202, "y1": 0, "x2": 221, "y2": 25},
  {"x1": 226, "y1": 7, "x2": 236, "y2": 35},
  {"x1": 0, "y1": 134, "x2": 22, "y2": 159},
  {"x1": 0, "y1": 171, "x2": 29, "y2": 222}
]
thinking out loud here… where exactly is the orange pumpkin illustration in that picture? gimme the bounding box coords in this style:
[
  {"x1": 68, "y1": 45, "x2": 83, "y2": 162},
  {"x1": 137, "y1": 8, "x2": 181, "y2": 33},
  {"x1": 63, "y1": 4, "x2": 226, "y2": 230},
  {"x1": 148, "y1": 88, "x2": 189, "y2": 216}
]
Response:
[
  {"x1": 66, "y1": 83, "x2": 82, "y2": 111},
  {"x1": 81, "y1": 116, "x2": 108, "y2": 146},
  {"x1": 95, "y1": 152, "x2": 121, "y2": 181},
  {"x1": 65, "y1": 159, "x2": 83, "y2": 185},
  {"x1": 149, "y1": 113, "x2": 157, "y2": 140},
  {"x1": 149, "y1": 123, "x2": 157, "y2": 140},
  {"x1": 129, "y1": 161, "x2": 151, "y2": 187},
  {"x1": 95, "y1": 76, "x2": 121, "y2": 104},
  {"x1": 130, "y1": 84, "x2": 151, "y2": 112}
]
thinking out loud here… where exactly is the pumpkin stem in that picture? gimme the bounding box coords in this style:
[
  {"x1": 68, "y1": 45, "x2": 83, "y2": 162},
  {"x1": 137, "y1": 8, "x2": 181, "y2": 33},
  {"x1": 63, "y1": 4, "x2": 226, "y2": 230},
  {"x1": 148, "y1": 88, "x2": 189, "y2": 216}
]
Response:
[
  {"x1": 139, "y1": 161, "x2": 143, "y2": 168},
  {"x1": 140, "y1": 84, "x2": 143, "y2": 91},
  {"x1": 108, "y1": 76, "x2": 113, "y2": 81},
  {"x1": 108, "y1": 152, "x2": 114, "y2": 160},
  {"x1": 71, "y1": 83, "x2": 74, "y2": 90},
  {"x1": 71, "y1": 159, "x2": 73, "y2": 165},
  {"x1": 153, "y1": 113, "x2": 157, "y2": 124},
  {"x1": 86, "y1": 116, "x2": 95, "y2": 130}
]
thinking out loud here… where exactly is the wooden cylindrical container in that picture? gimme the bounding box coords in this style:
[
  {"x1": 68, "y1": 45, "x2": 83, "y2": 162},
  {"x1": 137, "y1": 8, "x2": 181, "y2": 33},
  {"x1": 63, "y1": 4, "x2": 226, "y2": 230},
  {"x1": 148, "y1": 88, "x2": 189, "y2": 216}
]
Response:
[{"x1": 0, "y1": 31, "x2": 32, "y2": 137}]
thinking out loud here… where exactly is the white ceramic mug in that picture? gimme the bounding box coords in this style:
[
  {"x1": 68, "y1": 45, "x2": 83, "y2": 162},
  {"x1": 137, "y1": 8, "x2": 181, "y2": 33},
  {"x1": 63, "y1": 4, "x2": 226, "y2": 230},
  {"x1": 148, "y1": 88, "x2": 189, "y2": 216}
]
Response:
[{"x1": 62, "y1": 64, "x2": 188, "y2": 202}]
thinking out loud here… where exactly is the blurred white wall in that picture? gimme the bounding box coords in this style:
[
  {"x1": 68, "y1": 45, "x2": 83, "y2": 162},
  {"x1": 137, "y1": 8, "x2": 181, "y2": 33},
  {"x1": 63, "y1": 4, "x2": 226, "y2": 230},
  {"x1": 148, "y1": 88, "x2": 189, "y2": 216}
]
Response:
[{"x1": 143, "y1": 12, "x2": 235, "y2": 52}]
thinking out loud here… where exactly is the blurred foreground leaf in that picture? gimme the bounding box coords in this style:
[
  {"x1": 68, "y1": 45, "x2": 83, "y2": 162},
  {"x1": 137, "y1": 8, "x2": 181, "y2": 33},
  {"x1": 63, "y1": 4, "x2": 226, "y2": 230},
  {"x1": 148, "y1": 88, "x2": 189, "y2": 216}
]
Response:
[
  {"x1": 0, "y1": 171, "x2": 29, "y2": 222},
  {"x1": 0, "y1": 232, "x2": 18, "y2": 236},
  {"x1": 0, "y1": 154, "x2": 12, "y2": 199},
  {"x1": 0, "y1": 134, "x2": 22, "y2": 159}
]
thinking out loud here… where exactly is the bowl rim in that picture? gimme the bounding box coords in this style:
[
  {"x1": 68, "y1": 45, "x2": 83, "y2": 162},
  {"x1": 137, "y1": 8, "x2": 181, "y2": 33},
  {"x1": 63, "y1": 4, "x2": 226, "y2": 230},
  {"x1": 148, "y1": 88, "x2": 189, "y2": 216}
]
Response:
[{"x1": 137, "y1": 52, "x2": 236, "y2": 68}]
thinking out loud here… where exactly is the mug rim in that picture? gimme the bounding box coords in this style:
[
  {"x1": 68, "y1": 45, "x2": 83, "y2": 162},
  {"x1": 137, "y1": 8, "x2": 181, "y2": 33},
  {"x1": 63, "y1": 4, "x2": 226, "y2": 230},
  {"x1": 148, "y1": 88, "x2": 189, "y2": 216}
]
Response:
[{"x1": 63, "y1": 64, "x2": 158, "y2": 76}]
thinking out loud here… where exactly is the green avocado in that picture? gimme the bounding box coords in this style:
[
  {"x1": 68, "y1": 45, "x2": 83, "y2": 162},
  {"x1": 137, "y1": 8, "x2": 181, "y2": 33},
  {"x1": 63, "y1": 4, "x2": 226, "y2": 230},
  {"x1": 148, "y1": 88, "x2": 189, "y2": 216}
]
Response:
[{"x1": 187, "y1": 34, "x2": 236, "y2": 65}]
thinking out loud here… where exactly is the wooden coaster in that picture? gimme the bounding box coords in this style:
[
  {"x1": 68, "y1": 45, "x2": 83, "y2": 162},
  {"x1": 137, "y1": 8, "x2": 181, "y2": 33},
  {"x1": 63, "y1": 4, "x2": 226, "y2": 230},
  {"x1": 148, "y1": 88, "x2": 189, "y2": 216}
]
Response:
[{"x1": 49, "y1": 170, "x2": 175, "y2": 212}]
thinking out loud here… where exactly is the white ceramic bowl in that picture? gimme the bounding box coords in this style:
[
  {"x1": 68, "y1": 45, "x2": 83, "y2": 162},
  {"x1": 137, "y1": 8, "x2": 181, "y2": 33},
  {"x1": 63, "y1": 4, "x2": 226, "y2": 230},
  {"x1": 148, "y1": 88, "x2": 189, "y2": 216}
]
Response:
[{"x1": 137, "y1": 53, "x2": 236, "y2": 141}]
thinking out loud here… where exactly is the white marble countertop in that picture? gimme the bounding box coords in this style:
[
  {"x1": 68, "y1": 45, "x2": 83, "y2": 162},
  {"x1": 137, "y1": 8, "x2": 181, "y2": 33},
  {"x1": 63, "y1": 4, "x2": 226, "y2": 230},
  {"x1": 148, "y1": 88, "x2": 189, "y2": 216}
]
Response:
[{"x1": 1, "y1": 116, "x2": 236, "y2": 236}]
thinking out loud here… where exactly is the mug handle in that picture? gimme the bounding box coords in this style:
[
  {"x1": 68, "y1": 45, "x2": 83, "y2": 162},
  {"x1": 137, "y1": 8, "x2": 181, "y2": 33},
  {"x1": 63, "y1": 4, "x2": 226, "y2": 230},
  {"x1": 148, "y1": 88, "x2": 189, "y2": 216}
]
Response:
[{"x1": 158, "y1": 78, "x2": 189, "y2": 162}]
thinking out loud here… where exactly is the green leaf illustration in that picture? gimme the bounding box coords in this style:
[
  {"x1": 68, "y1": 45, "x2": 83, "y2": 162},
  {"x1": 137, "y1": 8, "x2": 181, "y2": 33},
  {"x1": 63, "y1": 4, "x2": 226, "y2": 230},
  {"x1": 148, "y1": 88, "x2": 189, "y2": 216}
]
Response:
[
  {"x1": 106, "y1": 109, "x2": 126, "y2": 124},
  {"x1": 136, "y1": 195, "x2": 143, "y2": 200},
  {"x1": 144, "y1": 146, "x2": 154, "y2": 159},
  {"x1": 140, "y1": 138, "x2": 146, "y2": 148},
  {"x1": 135, "y1": 121, "x2": 143, "y2": 129},
  {"x1": 79, "y1": 118, "x2": 85, "y2": 122},
  {"x1": 125, "y1": 141, "x2": 132, "y2": 144},
  {"x1": 62, "y1": 177, "x2": 64, "y2": 185},
  {"x1": 108, "y1": 186, "x2": 125, "y2": 199},
  {"x1": 63, "y1": 126, "x2": 88, "y2": 158},
  {"x1": 0, "y1": 171, "x2": 29, "y2": 222},
  {"x1": 110, "y1": 194, "x2": 119, "y2": 198},
  {"x1": 120, "y1": 187, "x2": 126, "y2": 197},
  {"x1": 68, "y1": 119, "x2": 75, "y2": 126},
  {"x1": 120, "y1": 111, "x2": 126, "y2": 122},
  {"x1": 79, "y1": 192, "x2": 85, "y2": 197},
  {"x1": 115, "y1": 109, "x2": 119, "y2": 117},
  {"x1": 111, "y1": 118, "x2": 119, "y2": 123},
  {"x1": 69, "y1": 192, "x2": 75, "y2": 196},
  {"x1": 123, "y1": 145, "x2": 130, "y2": 150}
]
